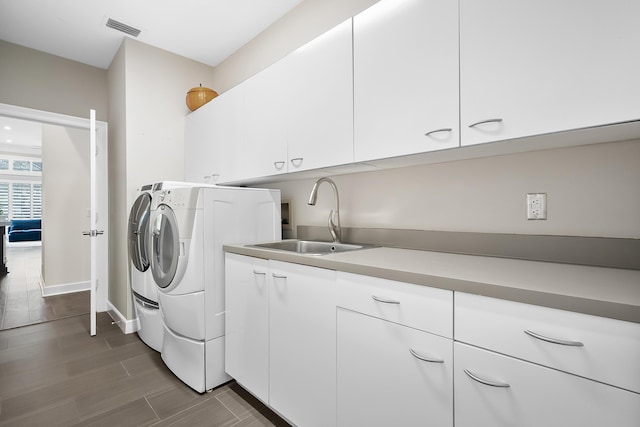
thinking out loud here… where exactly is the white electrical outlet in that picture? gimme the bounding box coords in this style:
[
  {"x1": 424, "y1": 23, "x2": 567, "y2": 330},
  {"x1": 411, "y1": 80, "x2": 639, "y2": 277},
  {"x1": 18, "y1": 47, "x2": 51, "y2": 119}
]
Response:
[{"x1": 527, "y1": 193, "x2": 547, "y2": 220}]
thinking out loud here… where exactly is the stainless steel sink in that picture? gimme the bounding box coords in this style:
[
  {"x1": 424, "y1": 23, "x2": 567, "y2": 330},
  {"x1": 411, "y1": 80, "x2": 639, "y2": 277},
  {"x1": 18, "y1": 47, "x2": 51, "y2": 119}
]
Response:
[{"x1": 249, "y1": 240, "x2": 371, "y2": 255}]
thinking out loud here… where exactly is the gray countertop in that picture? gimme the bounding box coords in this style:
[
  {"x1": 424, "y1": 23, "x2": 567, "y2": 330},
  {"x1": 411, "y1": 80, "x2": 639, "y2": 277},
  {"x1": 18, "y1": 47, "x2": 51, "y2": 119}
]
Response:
[{"x1": 224, "y1": 243, "x2": 640, "y2": 324}]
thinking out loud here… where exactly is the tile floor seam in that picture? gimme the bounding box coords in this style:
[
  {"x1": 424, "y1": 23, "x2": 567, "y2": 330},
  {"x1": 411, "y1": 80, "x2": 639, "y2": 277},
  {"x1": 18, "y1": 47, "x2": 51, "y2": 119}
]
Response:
[
  {"x1": 216, "y1": 390, "x2": 247, "y2": 421},
  {"x1": 144, "y1": 395, "x2": 162, "y2": 423},
  {"x1": 147, "y1": 394, "x2": 224, "y2": 426}
]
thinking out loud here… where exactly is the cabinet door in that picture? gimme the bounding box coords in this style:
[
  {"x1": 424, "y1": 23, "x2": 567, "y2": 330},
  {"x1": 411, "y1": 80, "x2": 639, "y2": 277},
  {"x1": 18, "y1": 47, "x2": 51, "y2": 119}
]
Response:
[
  {"x1": 224, "y1": 254, "x2": 270, "y2": 403},
  {"x1": 337, "y1": 308, "x2": 453, "y2": 427},
  {"x1": 287, "y1": 19, "x2": 354, "y2": 172},
  {"x1": 269, "y1": 260, "x2": 337, "y2": 427},
  {"x1": 184, "y1": 100, "x2": 216, "y2": 183},
  {"x1": 242, "y1": 59, "x2": 289, "y2": 179},
  {"x1": 460, "y1": 0, "x2": 640, "y2": 146},
  {"x1": 354, "y1": 0, "x2": 459, "y2": 161},
  {"x1": 455, "y1": 343, "x2": 640, "y2": 427},
  {"x1": 210, "y1": 86, "x2": 244, "y2": 184}
]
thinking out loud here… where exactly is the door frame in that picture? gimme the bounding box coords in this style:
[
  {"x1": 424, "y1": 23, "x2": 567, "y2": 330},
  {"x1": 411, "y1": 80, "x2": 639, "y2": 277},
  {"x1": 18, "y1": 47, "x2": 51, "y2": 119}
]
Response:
[{"x1": 0, "y1": 102, "x2": 109, "y2": 314}]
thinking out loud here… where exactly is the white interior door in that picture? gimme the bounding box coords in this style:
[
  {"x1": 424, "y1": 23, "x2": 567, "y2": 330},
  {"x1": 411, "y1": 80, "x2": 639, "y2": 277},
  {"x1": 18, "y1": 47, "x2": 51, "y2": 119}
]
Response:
[
  {"x1": 0, "y1": 103, "x2": 109, "y2": 336},
  {"x1": 87, "y1": 109, "x2": 108, "y2": 336}
]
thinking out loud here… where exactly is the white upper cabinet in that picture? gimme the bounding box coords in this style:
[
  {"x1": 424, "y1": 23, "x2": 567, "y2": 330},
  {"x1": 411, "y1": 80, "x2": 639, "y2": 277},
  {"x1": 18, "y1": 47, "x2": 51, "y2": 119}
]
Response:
[
  {"x1": 184, "y1": 100, "x2": 216, "y2": 184},
  {"x1": 185, "y1": 86, "x2": 244, "y2": 184},
  {"x1": 286, "y1": 19, "x2": 354, "y2": 172},
  {"x1": 210, "y1": 86, "x2": 244, "y2": 183},
  {"x1": 242, "y1": 58, "x2": 289, "y2": 180},
  {"x1": 460, "y1": 0, "x2": 640, "y2": 146},
  {"x1": 354, "y1": 0, "x2": 459, "y2": 161}
]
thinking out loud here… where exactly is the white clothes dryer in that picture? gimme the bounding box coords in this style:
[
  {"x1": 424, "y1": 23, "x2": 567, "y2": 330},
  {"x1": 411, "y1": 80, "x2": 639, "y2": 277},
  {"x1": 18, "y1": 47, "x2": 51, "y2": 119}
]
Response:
[
  {"x1": 149, "y1": 185, "x2": 281, "y2": 393},
  {"x1": 128, "y1": 181, "x2": 200, "y2": 352}
]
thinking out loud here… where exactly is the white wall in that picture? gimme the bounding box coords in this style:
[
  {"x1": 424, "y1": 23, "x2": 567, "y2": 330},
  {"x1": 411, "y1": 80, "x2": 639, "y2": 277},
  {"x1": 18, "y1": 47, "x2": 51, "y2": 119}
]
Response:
[
  {"x1": 262, "y1": 140, "x2": 640, "y2": 239},
  {"x1": 41, "y1": 124, "x2": 90, "y2": 287}
]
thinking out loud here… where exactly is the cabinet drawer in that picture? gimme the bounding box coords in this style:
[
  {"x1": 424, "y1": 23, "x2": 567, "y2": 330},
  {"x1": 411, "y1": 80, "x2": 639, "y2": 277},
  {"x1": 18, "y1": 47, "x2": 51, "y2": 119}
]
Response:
[
  {"x1": 337, "y1": 272, "x2": 453, "y2": 338},
  {"x1": 455, "y1": 292, "x2": 640, "y2": 393},
  {"x1": 455, "y1": 343, "x2": 640, "y2": 427}
]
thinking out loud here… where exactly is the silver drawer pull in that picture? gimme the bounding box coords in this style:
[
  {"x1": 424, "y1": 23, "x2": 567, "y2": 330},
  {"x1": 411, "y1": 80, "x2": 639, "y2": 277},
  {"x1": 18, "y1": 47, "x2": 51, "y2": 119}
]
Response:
[
  {"x1": 273, "y1": 161, "x2": 285, "y2": 169},
  {"x1": 468, "y1": 118, "x2": 503, "y2": 128},
  {"x1": 464, "y1": 369, "x2": 510, "y2": 388},
  {"x1": 409, "y1": 349, "x2": 444, "y2": 363},
  {"x1": 524, "y1": 329, "x2": 584, "y2": 347},
  {"x1": 424, "y1": 128, "x2": 452, "y2": 137},
  {"x1": 371, "y1": 295, "x2": 400, "y2": 304},
  {"x1": 290, "y1": 157, "x2": 304, "y2": 167},
  {"x1": 252, "y1": 270, "x2": 266, "y2": 275},
  {"x1": 272, "y1": 273, "x2": 287, "y2": 279}
]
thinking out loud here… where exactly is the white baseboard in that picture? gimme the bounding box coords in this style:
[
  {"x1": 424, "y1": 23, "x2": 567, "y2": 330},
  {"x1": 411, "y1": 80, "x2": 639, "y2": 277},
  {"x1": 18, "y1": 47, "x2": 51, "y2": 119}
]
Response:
[
  {"x1": 41, "y1": 280, "x2": 90, "y2": 297},
  {"x1": 107, "y1": 301, "x2": 139, "y2": 334}
]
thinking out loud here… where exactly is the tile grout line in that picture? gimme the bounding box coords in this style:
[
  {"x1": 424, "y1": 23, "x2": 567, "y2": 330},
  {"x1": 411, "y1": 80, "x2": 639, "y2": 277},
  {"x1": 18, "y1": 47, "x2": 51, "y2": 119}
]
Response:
[
  {"x1": 144, "y1": 396, "x2": 161, "y2": 423},
  {"x1": 215, "y1": 390, "x2": 244, "y2": 422}
]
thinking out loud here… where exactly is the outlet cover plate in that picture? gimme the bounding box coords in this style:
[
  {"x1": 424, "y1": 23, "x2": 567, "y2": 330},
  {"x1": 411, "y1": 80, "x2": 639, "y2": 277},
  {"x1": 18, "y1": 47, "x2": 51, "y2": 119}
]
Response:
[{"x1": 527, "y1": 193, "x2": 547, "y2": 220}]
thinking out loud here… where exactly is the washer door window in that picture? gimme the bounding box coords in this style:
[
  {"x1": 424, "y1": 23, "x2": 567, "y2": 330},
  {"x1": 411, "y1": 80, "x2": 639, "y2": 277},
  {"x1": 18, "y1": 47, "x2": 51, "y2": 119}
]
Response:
[
  {"x1": 150, "y1": 205, "x2": 180, "y2": 289},
  {"x1": 127, "y1": 192, "x2": 151, "y2": 272}
]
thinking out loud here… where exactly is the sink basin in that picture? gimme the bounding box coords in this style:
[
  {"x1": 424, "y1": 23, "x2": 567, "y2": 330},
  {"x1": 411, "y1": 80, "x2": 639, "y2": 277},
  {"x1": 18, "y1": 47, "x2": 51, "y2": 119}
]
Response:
[{"x1": 249, "y1": 240, "x2": 370, "y2": 255}]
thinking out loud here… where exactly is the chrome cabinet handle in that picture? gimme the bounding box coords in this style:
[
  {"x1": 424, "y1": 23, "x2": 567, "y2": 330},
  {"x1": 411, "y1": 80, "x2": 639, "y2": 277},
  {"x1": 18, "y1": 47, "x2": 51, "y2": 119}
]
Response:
[
  {"x1": 424, "y1": 128, "x2": 452, "y2": 136},
  {"x1": 273, "y1": 161, "x2": 285, "y2": 169},
  {"x1": 464, "y1": 369, "x2": 510, "y2": 388},
  {"x1": 290, "y1": 157, "x2": 303, "y2": 167},
  {"x1": 371, "y1": 295, "x2": 400, "y2": 304},
  {"x1": 409, "y1": 349, "x2": 444, "y2": 363},
  {"x1": 272, "y1": 273, "x2": 287, "y2": 279},
  {"x1": 524, "y1": 329, "x2": 584, "y2": 347},
  {"x1": 468, "y1": 118, "x2": 503, "y2": 128},
  {"x1": 252, "y1": 270, "x2": 266, "y2": 275}
]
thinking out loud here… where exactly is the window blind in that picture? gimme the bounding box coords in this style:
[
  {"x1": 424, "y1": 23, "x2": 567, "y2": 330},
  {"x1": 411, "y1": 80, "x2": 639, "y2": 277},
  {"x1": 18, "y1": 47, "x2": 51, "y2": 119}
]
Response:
[{"x1": 10, "y1": 182, "x2": 42, "y2": 219}]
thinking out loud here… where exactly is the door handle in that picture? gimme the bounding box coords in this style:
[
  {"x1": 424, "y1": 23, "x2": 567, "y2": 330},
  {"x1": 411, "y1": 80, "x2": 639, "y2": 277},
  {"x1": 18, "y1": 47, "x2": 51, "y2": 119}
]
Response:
[{"x1": 82, "y1": 230, "x2": 104, "y2": 237}]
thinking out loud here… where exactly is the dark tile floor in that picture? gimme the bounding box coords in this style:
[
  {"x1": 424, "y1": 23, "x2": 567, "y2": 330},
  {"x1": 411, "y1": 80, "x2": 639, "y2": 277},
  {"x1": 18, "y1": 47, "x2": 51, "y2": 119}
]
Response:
[
  {"x1": 0, "y1": 245, "x2": 290, "y2": 426},
  {"x1": 0, "y1": 245, "x2": 90, "y2": 330},
  {"x1": 0, "y1": 313, "x2": 290, "y2": 426}
]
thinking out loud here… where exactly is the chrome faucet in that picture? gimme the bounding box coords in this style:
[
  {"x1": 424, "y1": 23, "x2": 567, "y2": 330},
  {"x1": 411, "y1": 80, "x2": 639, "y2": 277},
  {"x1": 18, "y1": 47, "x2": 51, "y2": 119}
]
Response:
[{"x1": 308, "y1": 177, "x2": 341, "y2": 243}]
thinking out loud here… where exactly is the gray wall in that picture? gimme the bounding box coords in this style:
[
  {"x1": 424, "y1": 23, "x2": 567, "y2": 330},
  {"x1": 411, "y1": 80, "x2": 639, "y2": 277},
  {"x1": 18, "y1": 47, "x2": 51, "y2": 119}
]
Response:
[
  {"x1": 0, "y1": 40, "x2": 108, "y2": 121},
  {"x1": 212, "y1": 0, "x2": 380, "y2": 92},
  {"x1": 41, "y1": 124, "x2": 90, "y2": 287},
  {"x1": 264, "y1": 139, "x2": 640, "y2": 239},
  {"x1": 107, "y1": 38, "x2": 215, "y2": 319}
]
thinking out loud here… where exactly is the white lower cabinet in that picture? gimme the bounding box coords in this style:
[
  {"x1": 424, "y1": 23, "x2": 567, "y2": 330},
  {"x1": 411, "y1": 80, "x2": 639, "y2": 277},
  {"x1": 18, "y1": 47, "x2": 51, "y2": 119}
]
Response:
[
  {"x1": 455, "y1": 342, "x2": 640, "y2": 427},
  {"x1": 225, "y1": 255, "x2": 338, "y2": 427},
  {"x1": 226, "y1": 255, "x2": 640, "y2": 427},
  {"x1": 269, "y1": 260, "x2": 337, "y2": 427},
  {"x1": 337, "y1": 308, "x2": 453, "y2": 427},
  {"x1": 224, "y1": 253, "x2": 270, "y2": 404}
]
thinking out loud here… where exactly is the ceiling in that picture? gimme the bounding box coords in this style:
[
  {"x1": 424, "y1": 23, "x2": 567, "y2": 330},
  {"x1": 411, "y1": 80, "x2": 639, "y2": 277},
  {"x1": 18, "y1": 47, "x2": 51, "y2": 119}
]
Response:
[
  {"x1": 0, "y1": 116, "x2": 42, "y2": 154},
  {"x1": 0, "y1": 0, "x2": 303, "y2": 153},
  {"x1": 0, "y1": 0, "x2": 304, "y2": 70}
]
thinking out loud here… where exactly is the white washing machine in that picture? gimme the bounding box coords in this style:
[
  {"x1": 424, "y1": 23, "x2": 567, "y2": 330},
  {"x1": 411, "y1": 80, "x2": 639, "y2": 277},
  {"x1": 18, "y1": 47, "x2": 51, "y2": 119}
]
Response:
[
  {"x1": 128, "y1": 181, "x2": 200, "y2": 352},
  {"x1": 149, "y1": 185, "x2": 281, "y2": 393},
  {"x1": 128, "y1": 183, "x2": 162, "y2": 351}
]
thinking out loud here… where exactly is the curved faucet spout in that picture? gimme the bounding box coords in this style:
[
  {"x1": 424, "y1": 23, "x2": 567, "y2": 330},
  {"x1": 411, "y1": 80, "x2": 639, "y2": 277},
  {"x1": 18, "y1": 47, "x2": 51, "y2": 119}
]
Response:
[{"x1": 308, "y1": 177, "x2": 341, "y2": 243}]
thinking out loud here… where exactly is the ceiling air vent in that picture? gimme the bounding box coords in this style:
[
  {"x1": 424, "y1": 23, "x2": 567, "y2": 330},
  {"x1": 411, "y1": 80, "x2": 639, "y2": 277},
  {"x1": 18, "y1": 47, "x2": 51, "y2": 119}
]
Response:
[{"x1": 106, "y1": 18, "x2": 141, "y2": 37}]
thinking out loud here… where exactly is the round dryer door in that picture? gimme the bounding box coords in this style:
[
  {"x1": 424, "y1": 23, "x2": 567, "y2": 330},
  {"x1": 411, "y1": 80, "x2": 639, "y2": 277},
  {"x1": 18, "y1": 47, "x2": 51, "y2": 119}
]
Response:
[
  {"x1": 150, "y1": 204, "x2": 180, "y2": 289},
  {"x1": 127, "y1": 192, "x2": 152, "y2": 272}
]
